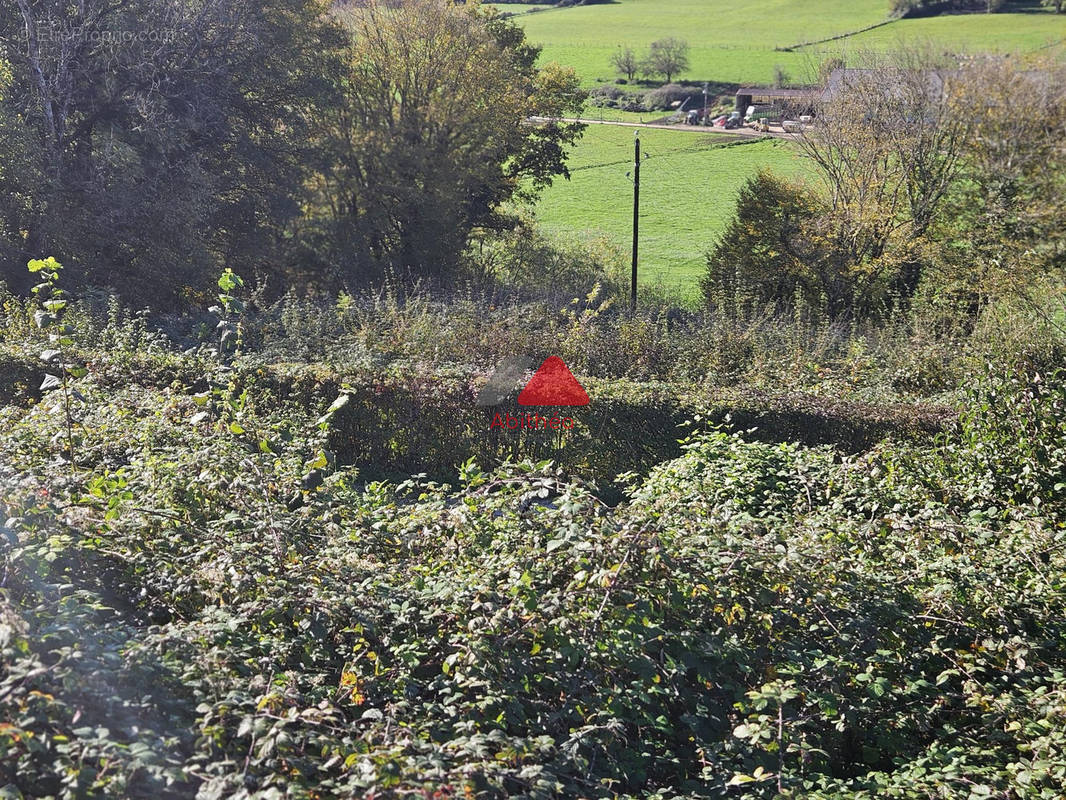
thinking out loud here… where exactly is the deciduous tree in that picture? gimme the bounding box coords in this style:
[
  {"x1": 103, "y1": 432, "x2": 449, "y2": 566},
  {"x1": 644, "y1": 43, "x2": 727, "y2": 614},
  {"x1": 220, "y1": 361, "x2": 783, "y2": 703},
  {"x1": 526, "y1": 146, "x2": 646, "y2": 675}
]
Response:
[
  {"x1": 304, "y1": 0, "x2": 586, "y2": 285},
  {"x1": 610, "y1": 46, "x2": 639, "y2": 81},
  {"x1": 0, "y1": 0, "x2": 346, "y2": 304},
  {"x1": 642, "y1": 37, "x2": 689, "y2": 84},
  {"x1": 797, "y1": 51, "x2": 973, "y2": 298}
]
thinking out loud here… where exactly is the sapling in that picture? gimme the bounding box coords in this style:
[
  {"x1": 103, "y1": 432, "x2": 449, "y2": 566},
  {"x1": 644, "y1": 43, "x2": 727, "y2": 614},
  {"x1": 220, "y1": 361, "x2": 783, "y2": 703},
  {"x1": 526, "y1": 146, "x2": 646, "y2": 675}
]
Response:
[{"x1": 28, "y1": 257, "x2": 85, "y2": 471}]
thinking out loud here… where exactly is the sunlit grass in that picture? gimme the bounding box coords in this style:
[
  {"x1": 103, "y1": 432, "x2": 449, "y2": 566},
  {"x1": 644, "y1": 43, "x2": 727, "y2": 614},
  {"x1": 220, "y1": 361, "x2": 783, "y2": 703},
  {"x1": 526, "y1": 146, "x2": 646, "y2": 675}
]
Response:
[
  {"x1": 530, "y1": 124, "x2": 807, "y2": 296},
  {"x1": 490, "y1": 0, "x2": 1066, "y2": 86}
]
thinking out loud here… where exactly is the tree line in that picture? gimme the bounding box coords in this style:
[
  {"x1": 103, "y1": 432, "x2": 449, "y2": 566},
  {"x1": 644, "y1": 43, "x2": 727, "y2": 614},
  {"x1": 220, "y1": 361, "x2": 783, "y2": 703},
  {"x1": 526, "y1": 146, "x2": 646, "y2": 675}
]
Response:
[
  {"x1": 0, "y1": 0, "x2": 587, "y2": 307},
  {"x1": 892, "y1": 0, "x2": 1065, "y2": 16}
]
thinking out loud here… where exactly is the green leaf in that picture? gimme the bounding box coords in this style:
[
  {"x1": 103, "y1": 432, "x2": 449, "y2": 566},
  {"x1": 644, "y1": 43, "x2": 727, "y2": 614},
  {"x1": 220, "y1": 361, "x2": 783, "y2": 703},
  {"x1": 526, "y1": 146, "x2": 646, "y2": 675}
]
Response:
[
  {"x1": 28, "y1": 257, "x2": 58, "y2": 273},
  {"x1": 229, "y1": 422, "x2": 246, "y2": 435},
  {"x1": 317, "y1": 393, "x2": 350, "y2": 428},
  {"x1": 218, "y1": 269, "x2": 242, "y2": 291},
  {"x1": 727, "y1": 773, "x2": 756, "y2": 785}
]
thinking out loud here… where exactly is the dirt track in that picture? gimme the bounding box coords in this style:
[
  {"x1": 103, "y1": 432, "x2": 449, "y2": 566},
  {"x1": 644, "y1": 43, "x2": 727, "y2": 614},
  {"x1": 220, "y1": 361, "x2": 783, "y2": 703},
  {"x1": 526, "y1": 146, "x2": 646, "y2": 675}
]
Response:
[{"x1": 528, "y1": 115, "x2": 799, "y2": 140}]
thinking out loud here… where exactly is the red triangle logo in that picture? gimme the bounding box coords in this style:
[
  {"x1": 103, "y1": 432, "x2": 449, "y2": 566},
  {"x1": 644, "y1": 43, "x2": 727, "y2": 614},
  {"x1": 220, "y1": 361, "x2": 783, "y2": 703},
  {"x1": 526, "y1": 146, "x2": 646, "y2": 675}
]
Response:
[{"x1": 517, "y1": 356, "x2": 589, "y2": 406}]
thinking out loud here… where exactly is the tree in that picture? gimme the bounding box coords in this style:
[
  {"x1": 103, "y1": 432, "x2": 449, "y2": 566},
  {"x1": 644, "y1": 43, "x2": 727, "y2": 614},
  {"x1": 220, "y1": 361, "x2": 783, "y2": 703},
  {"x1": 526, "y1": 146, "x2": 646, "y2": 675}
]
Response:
[
  {"x1": 933, "y1": 56, "x2": 1066, "y2": 307},
  {"x1": 642, "y1": 38, "x2": 689, "y2": 84},
  {"x1": 0, "y1": 0, "x2": 346, "y2": 305},
  {"x1": 0, "y1": 56, "x2": 37, "y2": 294},
  {"x1": 796, "y1": 50, "x2": 972, "y2": 298},
  {"x1": 701, "y1": 171, "x2": 819, "y2": 316},
  {"x1": 735, "y1": 50, "x2": 1066, "y2": 317},
  {"x1": 611, "y1": 46, "x2": 639, "y2": 81},
  {"x1": 702, "y1": 171, "x2": 897, "y2": 320},
  {"x1": 303, "y1": 0, "x2": 586, "y2": 285},
  {"x1": 1042, "y1": 0, "x2": 1065, "y2": 12}
]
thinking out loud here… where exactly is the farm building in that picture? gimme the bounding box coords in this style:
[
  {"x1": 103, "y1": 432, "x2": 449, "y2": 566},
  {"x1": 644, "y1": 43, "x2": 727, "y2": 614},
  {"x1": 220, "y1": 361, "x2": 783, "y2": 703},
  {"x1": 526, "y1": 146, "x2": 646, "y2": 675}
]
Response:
[{"x1": 734, "y1": 86, "x2": 817, "y2": 117}]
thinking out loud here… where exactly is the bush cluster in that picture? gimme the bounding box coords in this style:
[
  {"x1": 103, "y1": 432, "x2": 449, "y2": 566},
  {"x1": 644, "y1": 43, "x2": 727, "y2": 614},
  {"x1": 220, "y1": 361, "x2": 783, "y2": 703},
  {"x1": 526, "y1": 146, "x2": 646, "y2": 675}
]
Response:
[
  {"x1": 587, "y1": 83, "x2": 719, "y2": 113},
  {"x1": 1, "y1": 346, "x2": 1064, "y2": 797},
  {"x1": 1, "y1": 272, "x2": 1063, "y2": 796}
]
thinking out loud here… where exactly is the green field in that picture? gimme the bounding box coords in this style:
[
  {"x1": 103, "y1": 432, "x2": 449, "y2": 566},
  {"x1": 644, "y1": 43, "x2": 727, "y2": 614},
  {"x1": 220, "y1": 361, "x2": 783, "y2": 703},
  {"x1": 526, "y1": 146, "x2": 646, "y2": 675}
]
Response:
[
  {"x1": 532, "y1": 125, "x2": 805, "y2": 295},
  {"x1": 506, "y1": 0, "x2": 1065, "y2": 293},
  {"x1": 491, "y1": 0, "x2": 1066, "y2": 86},
  {"x1": 824, "y1": 10, "x2": 1066, "y2": 53}
]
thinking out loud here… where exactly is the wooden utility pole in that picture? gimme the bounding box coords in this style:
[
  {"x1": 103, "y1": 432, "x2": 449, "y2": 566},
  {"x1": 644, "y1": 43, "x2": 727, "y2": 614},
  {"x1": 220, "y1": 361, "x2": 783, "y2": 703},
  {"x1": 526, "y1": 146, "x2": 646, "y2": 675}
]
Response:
[{"x1": 631, "y1": 132, "x2": 640, "y2": 312}]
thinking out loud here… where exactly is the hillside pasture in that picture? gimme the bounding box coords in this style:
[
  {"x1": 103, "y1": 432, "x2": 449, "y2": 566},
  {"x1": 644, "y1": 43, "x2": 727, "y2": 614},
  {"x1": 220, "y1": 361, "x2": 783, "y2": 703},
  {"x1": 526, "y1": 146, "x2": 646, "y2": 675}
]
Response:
[
  {"x1": 491, "y1": 0, "x2": 1066, "y2": 86},
  {"x1": 530, "y1": 124, "x2": 806, "y2": 295}
]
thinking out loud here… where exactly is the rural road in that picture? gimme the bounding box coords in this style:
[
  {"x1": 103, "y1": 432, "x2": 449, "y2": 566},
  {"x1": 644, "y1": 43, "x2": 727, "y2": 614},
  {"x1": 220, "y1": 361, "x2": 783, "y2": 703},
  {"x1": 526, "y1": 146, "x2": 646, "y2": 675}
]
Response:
[{"x1": 529, "y1": 115, "x2": 799, "y2": 140}]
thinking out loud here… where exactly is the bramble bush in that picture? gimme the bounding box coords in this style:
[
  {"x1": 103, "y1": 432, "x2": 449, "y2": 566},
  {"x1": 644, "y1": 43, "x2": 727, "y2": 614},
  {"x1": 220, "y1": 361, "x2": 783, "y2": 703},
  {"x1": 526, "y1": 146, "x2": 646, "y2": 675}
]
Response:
[
  {"x1": 0, "y1": 323, "x2": 1064, "y2": 797},
  {"x1": 0, "y1": 265, "x2": 1064, "y2": 797}
]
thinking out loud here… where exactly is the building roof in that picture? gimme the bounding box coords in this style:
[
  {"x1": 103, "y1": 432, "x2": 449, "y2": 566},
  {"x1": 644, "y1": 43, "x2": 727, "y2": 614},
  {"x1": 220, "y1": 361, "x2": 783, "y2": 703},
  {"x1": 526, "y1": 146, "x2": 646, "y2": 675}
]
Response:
[{"x1": 734, "y1": 87, "x2": 816, "y2": 99}]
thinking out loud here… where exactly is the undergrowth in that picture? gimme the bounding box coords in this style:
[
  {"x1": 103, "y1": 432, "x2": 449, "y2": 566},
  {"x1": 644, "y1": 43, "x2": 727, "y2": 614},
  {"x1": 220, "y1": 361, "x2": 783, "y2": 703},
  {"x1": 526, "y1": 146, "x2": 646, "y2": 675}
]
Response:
[
  {"x1": 0, "y1": 364, "x2": 1063, "y2": 798},
  {"x1": 0, "y1": 282, "x2": 1064, "y2": 798}
]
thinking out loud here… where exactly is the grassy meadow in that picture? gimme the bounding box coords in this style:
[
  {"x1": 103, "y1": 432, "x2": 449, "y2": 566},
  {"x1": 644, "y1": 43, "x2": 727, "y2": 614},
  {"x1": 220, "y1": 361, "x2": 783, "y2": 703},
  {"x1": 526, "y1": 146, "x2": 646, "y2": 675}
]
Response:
[
  {"x1": 491, "y1": 0, "x2": 889, "y2": 85},
  {"x1": 501, "y1": 0, "x2": 1066, "y2": 293},
  {"x1": 531, "y1": 125, "x2": 805, "y2": 296},
  {"x1": 827, "y1": 9, "x2": 1066, "y2": 53},
  {"x1": 491, "y1": 0, "x2": 1066, "y2": 85}
]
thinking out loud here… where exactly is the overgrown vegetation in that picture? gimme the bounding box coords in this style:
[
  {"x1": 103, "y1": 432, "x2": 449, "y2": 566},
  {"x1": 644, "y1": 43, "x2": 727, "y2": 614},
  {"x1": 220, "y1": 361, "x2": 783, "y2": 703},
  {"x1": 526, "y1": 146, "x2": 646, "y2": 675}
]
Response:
[
  {"x1": 2, "y1": 2, "x2": 1066, "y2": 797},
  {"x1": 1, "y1": 284, "x2": 1064, "y2": 797}
]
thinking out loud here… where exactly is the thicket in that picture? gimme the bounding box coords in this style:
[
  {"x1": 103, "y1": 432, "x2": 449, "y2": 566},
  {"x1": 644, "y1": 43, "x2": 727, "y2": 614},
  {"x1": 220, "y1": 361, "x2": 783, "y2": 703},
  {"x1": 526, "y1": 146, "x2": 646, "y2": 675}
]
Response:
[
  {"x1": 587, "y1": 82, "x2": 730, "y2": 114},
  {"x1": 0, "y1": 306, "x2": 1064, "y2": 797},
  {"x1": 891, "y1": 0, "x2": 1012, "y2": 16}
]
